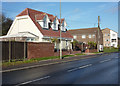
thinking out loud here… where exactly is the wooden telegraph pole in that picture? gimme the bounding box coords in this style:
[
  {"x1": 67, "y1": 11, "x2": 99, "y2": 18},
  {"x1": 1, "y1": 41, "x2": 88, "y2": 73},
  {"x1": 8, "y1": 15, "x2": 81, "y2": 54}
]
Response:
[{"x1": 97, "y1": 16, "x2": 100, "y2": 52}]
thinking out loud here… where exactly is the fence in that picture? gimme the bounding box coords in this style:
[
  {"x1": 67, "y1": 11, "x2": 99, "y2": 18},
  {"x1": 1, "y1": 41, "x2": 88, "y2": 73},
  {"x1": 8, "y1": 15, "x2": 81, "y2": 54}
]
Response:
[
  {"x1": 2, "y1": 41, "x2": 83, "y2": 61},
  {"x1": 2, "y1": 41, "x2": 54, "y2": 61},
  {"x1": 2, "y1": 41, "x2": 27, "y2": 61}
]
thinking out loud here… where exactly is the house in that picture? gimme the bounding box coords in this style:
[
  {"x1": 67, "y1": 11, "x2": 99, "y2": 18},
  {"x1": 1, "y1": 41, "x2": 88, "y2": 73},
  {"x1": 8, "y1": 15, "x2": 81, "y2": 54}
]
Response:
[
  {"x1": 0, "y1": 8, "x2": 73, "y2": 50},
  {"x1": 102, "y1": 28, "x2": 118, "y2": 48},
  {"x1": 68, "y1": 27, "x2": 103, "y2": 51}
]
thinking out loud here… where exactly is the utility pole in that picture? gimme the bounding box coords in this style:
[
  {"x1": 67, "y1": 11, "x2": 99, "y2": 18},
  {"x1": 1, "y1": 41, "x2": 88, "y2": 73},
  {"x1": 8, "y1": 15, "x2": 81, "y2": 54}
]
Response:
[
  {"x1": 60, "y1": 0, "x2": 62, "y2": 59},
  {"x1": 97, "y1": 16, "x2": 100, "y2": 52}
]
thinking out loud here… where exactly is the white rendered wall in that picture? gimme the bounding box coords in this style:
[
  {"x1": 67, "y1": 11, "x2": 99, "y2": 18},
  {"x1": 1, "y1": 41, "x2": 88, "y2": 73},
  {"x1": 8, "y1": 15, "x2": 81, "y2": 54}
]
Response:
[
  {"x1": 7, "y1": 15, "x2": 43, "y2": 42},
  {"x1": 110, "y1": 30, "x2": 118, "y2": 47}
]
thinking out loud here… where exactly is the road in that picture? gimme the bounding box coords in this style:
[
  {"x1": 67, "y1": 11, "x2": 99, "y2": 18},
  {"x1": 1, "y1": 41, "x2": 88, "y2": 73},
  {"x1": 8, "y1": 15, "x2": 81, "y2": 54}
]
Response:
[{"x1": 2, "y1": 53, "x2": 119, "y2": 85}]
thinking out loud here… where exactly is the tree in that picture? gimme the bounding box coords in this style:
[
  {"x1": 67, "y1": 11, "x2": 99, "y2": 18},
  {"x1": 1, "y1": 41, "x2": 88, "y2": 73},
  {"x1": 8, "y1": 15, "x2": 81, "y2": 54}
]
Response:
[
  {"x1": 1, "y1": 14, "x2": 13, "y2": 36},
  {"x1": 88, "y1": 41, "x2": 97, "y2": 49},
  {"x1": 71, "y1": 40, "x2": 78, "y2": 50},
  {"x1": 50, "y1": 38, "x2": 59, "y2": 49}
]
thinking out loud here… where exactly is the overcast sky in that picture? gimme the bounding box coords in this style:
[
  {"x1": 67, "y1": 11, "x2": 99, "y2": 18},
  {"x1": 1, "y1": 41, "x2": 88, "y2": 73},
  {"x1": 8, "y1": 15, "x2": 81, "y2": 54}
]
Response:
[{"x1": 2, "y1": 2, "x2": 118, "y2": 33}]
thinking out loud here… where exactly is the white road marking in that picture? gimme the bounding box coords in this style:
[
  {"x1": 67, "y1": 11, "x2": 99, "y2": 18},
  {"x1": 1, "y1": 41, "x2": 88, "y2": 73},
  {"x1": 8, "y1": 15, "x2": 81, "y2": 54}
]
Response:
[
  {"x1": 67, "y1": 68, "x2": 78, "y2": 72},
  {"x1": 79, "y1": 64, "x2": 92, "y2": 69},
  {"x1": 115, "y1": 57, "x2": 118, "y2": 58},
  {"x1": 68, "y1": 64, "x2": 92, "y2": 72},
  {"x1": 1, "y1": 56, "x2": 93, "y2": 73},
  {"x1": 15, "y1": 76, "x2": 50, "y2": 86},
  {"x1": 100, "y1": 59, "x2": 111, "y2": 63}
]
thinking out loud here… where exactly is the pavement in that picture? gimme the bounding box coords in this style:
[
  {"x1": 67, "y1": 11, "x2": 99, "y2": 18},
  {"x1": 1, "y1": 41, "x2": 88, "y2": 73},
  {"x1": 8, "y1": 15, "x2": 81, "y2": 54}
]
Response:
[
  {"x1": 2, "y1": 53, "x2": 103, "y2": 72},
  {"x1": 2, "y1": 52, "x2": 119, "y2": 85}
]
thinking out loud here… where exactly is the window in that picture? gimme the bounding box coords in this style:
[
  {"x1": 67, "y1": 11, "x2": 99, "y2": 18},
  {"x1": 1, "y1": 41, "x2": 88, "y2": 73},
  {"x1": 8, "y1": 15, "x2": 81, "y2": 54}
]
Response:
[
  {"x1": 54, "y1": 22, "x2": 56, "y2": 29},
  {"x1": 93, "y1": 34, "x2": 95, "y2": 38},
  {"x1": 105, "y1": 39, "x2": 109, "y2": 42},
  {"x1": 82, "y1": 35, "x2": 86, "y2": 38},
  {"x1": 26, "y1": 38, "x2": 34, "y2": 42},
  {"x1": 112, "y1": 39, "x2": 116, "y2": 42},
  {"x1": 53, "y1": 18, "x2": 57, "y2": 30},
  {"x1": 62, "y1": 23, "x2": 65, "y2": 31},
  {"x1": 43, "y1": 15, "x2": 47, "y2": 28},
  {"x1": 108, "y1": 34, "x2": 110, "y2": 36},
  {"x1": 31, "y1": 38, "x2": 34, "y2": 41},
  {"x1": 112, "y1": 34, "x2": 115, "y2": 36},
  {"x1": 73, "y1": 35, "x2": 77, "y2": 39},
  {"x1": 66, "y1": 40, "x2": 68, "y2": 46},
  {"x1": 89, "y1": 35, "x2": 92, "y2": 38}
]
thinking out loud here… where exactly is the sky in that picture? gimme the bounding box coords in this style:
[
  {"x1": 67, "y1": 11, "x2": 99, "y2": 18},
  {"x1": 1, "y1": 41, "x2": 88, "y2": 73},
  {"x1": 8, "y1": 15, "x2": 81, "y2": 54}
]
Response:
[{"x1": 2, "y1": 2, "x2": 118, "y2": 33}]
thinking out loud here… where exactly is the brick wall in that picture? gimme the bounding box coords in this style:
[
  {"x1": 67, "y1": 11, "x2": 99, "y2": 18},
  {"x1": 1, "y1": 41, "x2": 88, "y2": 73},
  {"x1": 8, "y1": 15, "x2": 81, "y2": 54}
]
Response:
[
  {"x1": 27, "y1": 42, "x2": 54, "y2": 59},
  {"x1": 54, "y1": 50, "x2": 81, "y2": 56},
  {"x1": 102, "y1": 28, "x2": 110, "y2": 47},
  {"x1": 85, "y1": 49, "x2": 97, "y2": 53}
]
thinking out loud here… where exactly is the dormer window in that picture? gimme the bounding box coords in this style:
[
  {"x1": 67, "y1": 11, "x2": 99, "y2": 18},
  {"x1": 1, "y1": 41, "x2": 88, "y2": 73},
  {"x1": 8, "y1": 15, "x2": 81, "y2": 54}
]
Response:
[
  {"x1": 54, "y1": 22, "x2": 56, "y2": 29},
  {"x1": 61, "y1": 20, "x2": 66, "y2": 32},
  {"x1": 53, "y1": 17, "x2": 58, "y2": 30},
  {"x1": 43, "y1": 15, "x2": 48, "y2": 28},
  {"x1": 62, "y1": 23, "x2": 65, "y2": 31}
]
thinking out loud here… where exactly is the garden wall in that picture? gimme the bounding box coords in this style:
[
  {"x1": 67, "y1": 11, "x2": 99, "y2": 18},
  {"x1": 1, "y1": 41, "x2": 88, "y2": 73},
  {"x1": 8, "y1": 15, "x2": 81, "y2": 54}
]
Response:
[
  {"x1": 85, "y1": 49, "x2": 97, "y2": 53},
  {"x1": 27, "y1": 42, "x2": 54, "y2": 59}
]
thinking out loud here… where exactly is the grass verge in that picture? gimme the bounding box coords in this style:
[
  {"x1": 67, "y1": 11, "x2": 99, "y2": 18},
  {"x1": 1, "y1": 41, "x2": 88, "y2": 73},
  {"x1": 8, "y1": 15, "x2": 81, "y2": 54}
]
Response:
[
  {"x1": 2, "y1": 55, "x2": 75, "y2": 67},
  {"x1": 103, "y1": 47, "x2": 118, "y2": 53},
  {"x1": 75, "y1": 53, "x2": 86, "y2": 56}
]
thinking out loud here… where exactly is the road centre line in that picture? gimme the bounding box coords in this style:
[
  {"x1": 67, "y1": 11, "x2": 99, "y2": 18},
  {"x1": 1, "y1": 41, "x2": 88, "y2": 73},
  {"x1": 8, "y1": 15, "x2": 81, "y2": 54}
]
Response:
[
  {"x1": 78, "y1": 64, "x2": 92, "y2": 69},
  {"x1": 2, "y1": 54, "x2": 109, "y2": 73},
  {"x1": 68, "y1": 64, "x2": 92, "y2": 72},
  {"x1": 100, "y1": 59, "x2": 112, "y2": 63},
  {"x1": 15, "y1": 76, "x2": 50, "y2": 86},
  {"x1": 1, "y1": 56, "x2": 96, "y2": 73},
  {"x1": 115, "y1": 57, "x2": 118, "y2": 58}
]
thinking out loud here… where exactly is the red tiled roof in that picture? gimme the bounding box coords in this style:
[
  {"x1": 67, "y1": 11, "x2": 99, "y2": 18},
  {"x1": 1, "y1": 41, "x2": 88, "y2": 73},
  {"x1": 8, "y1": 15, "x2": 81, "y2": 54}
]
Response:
[
  {"x1": 16, "y1": 8, "x2": 73, "y2": 39},
  {"x1": 35, "y1": 14, "x2": 46, "y2": 20}
]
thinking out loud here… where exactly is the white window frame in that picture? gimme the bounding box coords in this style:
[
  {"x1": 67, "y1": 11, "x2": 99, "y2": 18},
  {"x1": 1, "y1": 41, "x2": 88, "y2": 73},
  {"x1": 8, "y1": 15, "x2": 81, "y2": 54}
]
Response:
[
  {"x1": 43, "y1": 15, "x2": 48, "y2": 28},
  {"x1": 73, "y1": 35, "x2": 77, "y2": 39},
  {"x1": 82, "y1": 35, "x2": 86, "y2": 39},
  {"x1": 89, "y1": 34, "x2": 92, "y2": 38}
]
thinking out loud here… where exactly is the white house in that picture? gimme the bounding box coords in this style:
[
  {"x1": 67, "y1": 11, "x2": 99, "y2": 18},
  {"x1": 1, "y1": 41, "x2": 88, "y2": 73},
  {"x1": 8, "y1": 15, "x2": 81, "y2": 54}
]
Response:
[
  {"x1": 0, "y1": 8, "x2": 73, "y2": 50},
  {"x1": 102, "y1": 28, "x2": 118, "y2": 48}
]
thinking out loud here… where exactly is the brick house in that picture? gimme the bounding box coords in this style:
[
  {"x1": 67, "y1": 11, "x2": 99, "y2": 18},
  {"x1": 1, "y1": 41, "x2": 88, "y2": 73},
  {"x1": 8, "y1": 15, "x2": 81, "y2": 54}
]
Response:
[
  {"x1": 68, "y1": 27, "x2": 103, "y2": 50},
  {"x1": 102, "y1": 28, "x2": 118, "y2": 48},
  {"x1": 0, "y1": 8, "x2": 73, "y2": 50}
]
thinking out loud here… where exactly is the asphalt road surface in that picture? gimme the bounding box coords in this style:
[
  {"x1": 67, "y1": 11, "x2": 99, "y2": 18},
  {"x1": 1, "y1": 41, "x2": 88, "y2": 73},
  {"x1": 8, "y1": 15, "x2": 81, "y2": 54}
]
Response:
[{"x1": 2, "y1": 53, "x2": 119, "y2": 85}]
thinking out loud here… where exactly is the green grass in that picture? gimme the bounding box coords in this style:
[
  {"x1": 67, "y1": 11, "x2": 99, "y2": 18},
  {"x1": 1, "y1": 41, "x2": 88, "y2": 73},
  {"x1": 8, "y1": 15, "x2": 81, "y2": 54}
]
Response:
[
  {"x1": 94, "y1": 52, "x2": 102, "y2": 54},
  {"x1": 63, "y1": 55, "x2": 74, "y2": 57},
  {"x1": 2, "y1": 55, "x2": 75, "y2": 67},
  {"x1": 75, "y1": 53, "x2": 86, "y2": 56},
  {"x1": 103, "y1": 47, "x2": 118, "y2": 53}
]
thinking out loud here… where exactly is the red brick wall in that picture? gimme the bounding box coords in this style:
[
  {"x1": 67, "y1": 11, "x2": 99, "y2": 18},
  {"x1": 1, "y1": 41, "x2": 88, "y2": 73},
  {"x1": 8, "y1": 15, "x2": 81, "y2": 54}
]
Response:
[
  {"x1": 54, "y1": 50, "x2": 81, "y2": 56},
  {"x1": 85, "y1": 49, "x2": 97, "y2": 53},
  {"x1": 27, "y1": 42, "x2": 54, "y2": 59}
]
